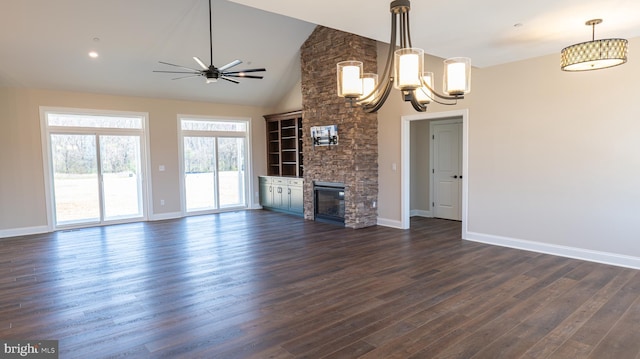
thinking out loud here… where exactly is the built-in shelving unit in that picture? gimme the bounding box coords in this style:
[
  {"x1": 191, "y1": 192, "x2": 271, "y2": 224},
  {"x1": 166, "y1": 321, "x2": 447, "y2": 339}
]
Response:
[{"x1": 264, "y1": 110, "x2": 303, "y2": 177}]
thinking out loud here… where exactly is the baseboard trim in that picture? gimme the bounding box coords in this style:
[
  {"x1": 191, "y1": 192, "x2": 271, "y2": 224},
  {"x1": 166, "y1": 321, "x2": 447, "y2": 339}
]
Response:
[
  {"x1": 377, "y1": 217, "x2": 404, "y2": 229},
  {"x1": 410, "y1": 210, "x2": 433, "y2": 218},
  {"x1": 0, "y1": 225, "x2": 50, "y2": 239},
  {"x1": 149, "y1": 212, "x2": 183, "y2": 221},
  {"x1": 465, "y1": 231, "x2": 640, "y2": 270}
]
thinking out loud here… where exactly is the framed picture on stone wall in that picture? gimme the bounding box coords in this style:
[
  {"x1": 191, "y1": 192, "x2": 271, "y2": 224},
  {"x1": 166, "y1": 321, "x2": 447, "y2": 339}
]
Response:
[{"x1": 311, "y1": 125, "x2": 338, "y2": 146}]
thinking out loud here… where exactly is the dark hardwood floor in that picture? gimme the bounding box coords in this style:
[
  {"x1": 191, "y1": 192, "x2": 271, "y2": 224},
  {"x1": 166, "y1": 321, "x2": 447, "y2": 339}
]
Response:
[{"x1": 1, "y1": 211, "x2": 640, "y2": 358}]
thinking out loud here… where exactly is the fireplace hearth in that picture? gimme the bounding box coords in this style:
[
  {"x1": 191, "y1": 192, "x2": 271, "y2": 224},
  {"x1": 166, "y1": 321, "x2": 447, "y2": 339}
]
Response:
[{"x1": 314, "y1": 181, "x2": 345, "y2": 225}]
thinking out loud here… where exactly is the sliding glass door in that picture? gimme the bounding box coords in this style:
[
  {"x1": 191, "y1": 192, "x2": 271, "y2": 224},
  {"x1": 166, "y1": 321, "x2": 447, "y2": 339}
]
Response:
[
  {"x1": 100, "y1": 135, "x2": 143, "y2": 221},
  {"x1": 43, "y1": 110, "x2": 148, "y2": 228},
  {"x1": 184, "y1": 136, "x2": 217, "y2": 211},
  {"x1": 50, "y1": 134, "x2": 100, "y2": 224},
  {"x1": 217, "y1": 137, "x2": 245, "y2": 207},
  {"x1": 180, "y1": 117, "x2": 249, "y2": 213}
]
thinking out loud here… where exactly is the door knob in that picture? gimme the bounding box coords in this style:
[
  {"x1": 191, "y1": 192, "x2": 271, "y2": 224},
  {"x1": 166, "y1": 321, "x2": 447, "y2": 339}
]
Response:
[{"x1": 451, "y1": 175, "x2": 458, "y2": 179}]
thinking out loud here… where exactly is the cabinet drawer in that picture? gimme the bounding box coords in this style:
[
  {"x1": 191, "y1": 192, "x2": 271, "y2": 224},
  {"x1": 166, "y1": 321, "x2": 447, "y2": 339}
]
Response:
[
  {"x1": 287, "y1": 179, "x2": 303, "y2": 187},
  {"x1": 272, "y1": 178, "x2": 287, "y2": 186},
  {"x1": 259, "y1": 176, "x2": 272, "y2": 184}
]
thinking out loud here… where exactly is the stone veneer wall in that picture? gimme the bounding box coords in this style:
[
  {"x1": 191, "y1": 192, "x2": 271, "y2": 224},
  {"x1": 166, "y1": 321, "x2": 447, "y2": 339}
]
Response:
[{"x1": 300, "y1": 26, "x2": 378, "y2": 229}]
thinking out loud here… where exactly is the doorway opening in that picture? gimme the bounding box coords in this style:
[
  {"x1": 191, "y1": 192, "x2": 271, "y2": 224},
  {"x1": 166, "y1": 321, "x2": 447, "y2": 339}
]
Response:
[{"x1": 401, "y1": 109, "x2": 468, "y2": 238}]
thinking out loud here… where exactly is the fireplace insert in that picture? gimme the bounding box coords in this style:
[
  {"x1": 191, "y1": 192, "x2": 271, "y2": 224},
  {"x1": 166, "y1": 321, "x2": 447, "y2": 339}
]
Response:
[{"x1": 313, "y1": 181, "x2": 345, "y2": 225}]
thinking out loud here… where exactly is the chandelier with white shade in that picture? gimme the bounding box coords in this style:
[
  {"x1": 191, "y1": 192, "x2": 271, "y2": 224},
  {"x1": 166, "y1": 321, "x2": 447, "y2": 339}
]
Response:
[{"x1": 337, "y1": 0, "x2": 471, "y2": 113}]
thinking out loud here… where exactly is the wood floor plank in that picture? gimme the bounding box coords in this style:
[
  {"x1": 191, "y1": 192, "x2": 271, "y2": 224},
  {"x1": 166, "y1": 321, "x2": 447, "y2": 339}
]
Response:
[
  {"x1": 559, "y1": 271, "x2": 640, "y2": 353},
  {"x1": 587, "y1": 295, "x2": 640, "y2": 359},
  {"x1": 0, "y1": 211, "x2": 638, "y2": 358},
  {"x1": 468, "y1": 264, "x2": 622, "y2": 358},
  {"x1": 521, "y1": 267, "x2": 638, "y2": 359},
  {"x1": 431, "y1": 277, "x2": 580, "y2": 358}
]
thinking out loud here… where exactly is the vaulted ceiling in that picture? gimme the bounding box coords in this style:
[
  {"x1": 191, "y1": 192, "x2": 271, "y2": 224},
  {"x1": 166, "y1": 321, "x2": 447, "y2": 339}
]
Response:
[{"x1": 2, "y1": 0, "x2": 639, "y2": 107}]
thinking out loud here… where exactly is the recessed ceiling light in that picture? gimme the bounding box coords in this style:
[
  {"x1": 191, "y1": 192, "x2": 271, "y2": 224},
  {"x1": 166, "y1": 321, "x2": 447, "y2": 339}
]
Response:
[{"x1": 88, "y1": 51, "x2": 99, "y2": 58}]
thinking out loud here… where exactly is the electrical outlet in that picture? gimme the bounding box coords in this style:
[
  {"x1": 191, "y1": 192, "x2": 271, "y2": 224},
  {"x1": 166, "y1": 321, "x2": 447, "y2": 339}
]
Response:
[{"x1": 160, "y1": 199, "x2": 165, "y2": 206}]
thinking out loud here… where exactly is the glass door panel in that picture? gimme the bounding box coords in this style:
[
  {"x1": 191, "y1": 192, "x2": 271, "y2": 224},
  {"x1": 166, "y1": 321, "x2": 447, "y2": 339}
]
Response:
[
  {"x1": 184, "y1": 136, "x2": 217, "y2": 211},
  {"x1": 100, "y1": 135, "x2": 143, "y2": 220},
  {"x1": 50, "y1": 134, "x2": 100, "y2": 225},
  {"x1": 218, "y1": 137, "x2": 246, "y2": 207}
]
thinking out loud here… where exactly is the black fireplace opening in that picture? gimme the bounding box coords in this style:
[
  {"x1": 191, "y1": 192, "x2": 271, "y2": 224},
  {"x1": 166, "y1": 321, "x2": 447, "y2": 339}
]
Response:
[{"x1": 314, "y1": 181, "x2": 345, "y2": 225}]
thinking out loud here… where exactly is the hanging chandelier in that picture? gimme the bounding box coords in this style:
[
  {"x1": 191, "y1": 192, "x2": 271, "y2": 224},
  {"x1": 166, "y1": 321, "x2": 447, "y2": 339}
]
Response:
[
  {"x1": 561, "y1": 19, "x2": 628, "y2": 72},
  {"x1": 336, "y1": 0, "x2": 471, "y2": 113}
]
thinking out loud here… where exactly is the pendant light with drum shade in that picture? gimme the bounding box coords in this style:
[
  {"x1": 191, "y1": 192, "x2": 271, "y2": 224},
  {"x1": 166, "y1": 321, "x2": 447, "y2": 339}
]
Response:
[{"x1": 561, "y1": 19, "x2": 628, "y2": 72}]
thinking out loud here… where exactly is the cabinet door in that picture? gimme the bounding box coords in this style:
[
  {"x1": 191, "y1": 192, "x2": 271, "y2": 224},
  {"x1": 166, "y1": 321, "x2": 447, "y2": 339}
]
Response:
[
  {"x1": 259, "y1": 178, "x2": 273, "y2": 207},
  {"x1": 273, "y1": 186, "x2": 285, "y2": 209},
  {"x1": 271, "y1": 178, "x2": 286, "y2": 209},
  {"x1": 288, "y1": 185, "x2": 304, "y2": 214}
]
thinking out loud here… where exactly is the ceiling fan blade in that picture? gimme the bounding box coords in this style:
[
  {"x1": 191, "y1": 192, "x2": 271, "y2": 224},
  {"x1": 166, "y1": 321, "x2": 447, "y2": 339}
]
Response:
[
  {"x1": 223, "y1": 68, "x2": 266, "y2": 74},
  {"x1": 172, "y1": 74, "x2": 203, "y2": 80},
  {"x1": 153, "y1": 70, "x2": 201, "y2": 74},
  {"x1": 158, "y1": 61, "x2": 202, "y2": 72},
  {"x1": 224, "y1": 74, "x2": 264, "y2": 79},
  {"x1": 220, "y1": 76, "x2": 240, "y2": 84},
  {"x1": 219, "y1": 60, "x2": 242, "y2": 71},
  {"x1": 193, "y1": 57, "x2": 208, "y2": 70}
]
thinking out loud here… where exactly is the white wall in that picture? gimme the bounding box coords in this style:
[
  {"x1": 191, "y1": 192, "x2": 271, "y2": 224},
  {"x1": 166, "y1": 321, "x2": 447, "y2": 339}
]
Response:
[
  {"x1": 377, "y1": 38, "x2": 640, "y2": 268},
  {"x1": 272, "y1": 80, "x2": 303, "y2": 113}
]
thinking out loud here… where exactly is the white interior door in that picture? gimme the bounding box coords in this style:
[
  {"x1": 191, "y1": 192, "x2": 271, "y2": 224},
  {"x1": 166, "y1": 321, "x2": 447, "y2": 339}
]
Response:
[{"x1": 432, "y1": 121, "x2": 462, "y2": 220}]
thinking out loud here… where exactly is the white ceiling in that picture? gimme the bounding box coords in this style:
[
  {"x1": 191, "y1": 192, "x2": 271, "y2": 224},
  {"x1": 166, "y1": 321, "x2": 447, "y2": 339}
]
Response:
[{"x1": 2, "y1": 0, "x2": 640, "y2": 107}]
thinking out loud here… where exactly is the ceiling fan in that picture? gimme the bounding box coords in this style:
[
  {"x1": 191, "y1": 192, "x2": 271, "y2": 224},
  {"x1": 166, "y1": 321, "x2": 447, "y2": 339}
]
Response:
[{"x1": 154, "y1": 0, "x2": 265, "y2": 84}]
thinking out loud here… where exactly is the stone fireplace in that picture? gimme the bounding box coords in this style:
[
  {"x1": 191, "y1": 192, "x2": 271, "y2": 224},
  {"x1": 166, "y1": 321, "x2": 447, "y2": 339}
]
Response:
[{"x1": 300, "y1": 26, "x2": 378, "y2": 229}]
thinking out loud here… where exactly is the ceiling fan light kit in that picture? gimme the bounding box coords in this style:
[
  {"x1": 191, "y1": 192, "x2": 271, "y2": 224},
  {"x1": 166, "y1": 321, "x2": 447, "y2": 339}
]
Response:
[
  {"x1": 154, "y1": 0, "x2": 266, "y2": 84},
  {"x1": 336, "y1": 0, "x2": 471, "y2": 113},
  {"x1": 561, "y1": 19, "x2": 628, "y2": 72}
]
